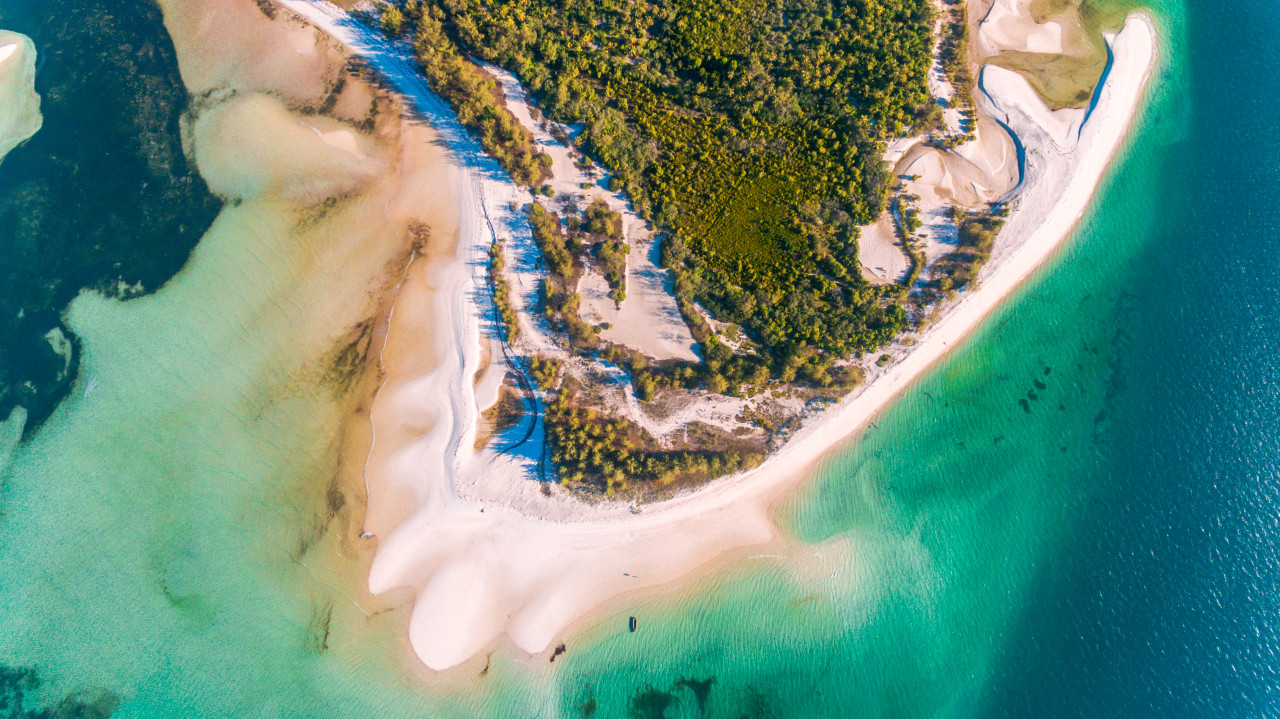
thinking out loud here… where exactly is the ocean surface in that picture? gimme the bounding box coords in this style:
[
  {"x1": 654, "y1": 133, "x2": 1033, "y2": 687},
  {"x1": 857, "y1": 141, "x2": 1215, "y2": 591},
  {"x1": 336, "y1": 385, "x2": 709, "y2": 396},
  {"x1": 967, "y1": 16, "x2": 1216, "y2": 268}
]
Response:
[{"x1": 1, "y1": 0, "x2": 1276, "y2": 716}]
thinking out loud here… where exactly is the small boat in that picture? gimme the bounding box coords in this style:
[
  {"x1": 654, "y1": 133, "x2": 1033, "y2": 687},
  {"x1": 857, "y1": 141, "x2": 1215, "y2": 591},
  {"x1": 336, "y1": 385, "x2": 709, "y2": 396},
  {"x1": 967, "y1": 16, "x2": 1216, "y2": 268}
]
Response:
[{"x1": 628, "y1": 616, "x2": 637, "y2": 632}]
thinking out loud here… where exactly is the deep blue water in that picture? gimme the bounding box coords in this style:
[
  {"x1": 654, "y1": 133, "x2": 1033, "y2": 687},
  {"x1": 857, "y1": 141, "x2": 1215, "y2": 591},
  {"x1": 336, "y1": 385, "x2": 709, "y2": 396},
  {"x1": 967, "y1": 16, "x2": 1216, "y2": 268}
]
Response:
[{"x1": 981, "y1": 1, "x2": 1280, "y2": 715}]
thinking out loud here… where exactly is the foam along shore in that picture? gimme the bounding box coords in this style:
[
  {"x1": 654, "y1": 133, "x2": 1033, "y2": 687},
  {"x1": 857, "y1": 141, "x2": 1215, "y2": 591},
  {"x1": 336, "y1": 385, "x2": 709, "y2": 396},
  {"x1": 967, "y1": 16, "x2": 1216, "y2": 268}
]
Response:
[
  {"x1": 0, "y1": 31, "x2": 42, "y2": 163},
  {"x1": 280, "y1": 0, "x2": 1155, "y2": 672}
]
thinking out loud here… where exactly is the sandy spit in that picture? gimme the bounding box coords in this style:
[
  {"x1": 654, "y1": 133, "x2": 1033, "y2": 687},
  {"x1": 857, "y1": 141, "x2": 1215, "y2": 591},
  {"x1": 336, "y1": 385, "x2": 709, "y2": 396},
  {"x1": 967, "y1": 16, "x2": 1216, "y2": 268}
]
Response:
[{"x1": 280, "y1": 0, "x2": 1157, "y2": 672}]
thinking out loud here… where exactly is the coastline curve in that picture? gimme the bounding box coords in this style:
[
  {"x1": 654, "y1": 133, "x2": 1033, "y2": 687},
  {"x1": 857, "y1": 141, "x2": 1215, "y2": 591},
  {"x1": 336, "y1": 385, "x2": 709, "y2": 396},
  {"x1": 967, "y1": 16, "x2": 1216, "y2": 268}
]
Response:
[{"x1": 279, "y1": 0, "x2": 1160, "y2": 672}]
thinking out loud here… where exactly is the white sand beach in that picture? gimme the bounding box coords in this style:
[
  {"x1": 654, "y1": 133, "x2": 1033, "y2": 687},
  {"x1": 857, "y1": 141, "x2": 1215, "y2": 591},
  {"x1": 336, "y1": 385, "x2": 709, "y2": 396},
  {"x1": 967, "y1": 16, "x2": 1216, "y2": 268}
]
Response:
[{"x1": 280, "y1": 0, "x2": 1157, "y2": 672}]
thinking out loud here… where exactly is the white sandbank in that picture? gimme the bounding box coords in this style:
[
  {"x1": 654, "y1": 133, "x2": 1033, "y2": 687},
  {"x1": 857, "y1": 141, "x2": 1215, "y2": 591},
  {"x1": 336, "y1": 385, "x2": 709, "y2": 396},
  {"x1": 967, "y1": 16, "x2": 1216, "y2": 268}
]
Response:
[
  {"x1": 278, "y1": 0, "x2": 1156, "y2": 672},
  {"x1": 0, "y1": 32, "x2": 42, "y2": 163}
]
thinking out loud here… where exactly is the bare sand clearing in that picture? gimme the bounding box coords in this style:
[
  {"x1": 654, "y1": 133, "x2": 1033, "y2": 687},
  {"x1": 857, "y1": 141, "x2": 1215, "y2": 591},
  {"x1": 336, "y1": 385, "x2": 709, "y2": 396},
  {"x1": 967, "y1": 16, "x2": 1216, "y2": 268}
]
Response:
[
  {"x1": 479, "y1": 63, "x2": 698, "y2": 362},
  {"x1": 577, "y1": 236, "x2": 701, "y2": 361},
  {"x1": 859, "y1": 215, "x2": 910, "y2": 284},
  {"x1": 898, "y1": 127, "x2": 1020, "y2": 210},
  {"x1": 0, "y1": 32, "x2": 41, "y2": 162},
  {"x1": 281, "y1": 0, "x2": 1155, "y2": 672}
]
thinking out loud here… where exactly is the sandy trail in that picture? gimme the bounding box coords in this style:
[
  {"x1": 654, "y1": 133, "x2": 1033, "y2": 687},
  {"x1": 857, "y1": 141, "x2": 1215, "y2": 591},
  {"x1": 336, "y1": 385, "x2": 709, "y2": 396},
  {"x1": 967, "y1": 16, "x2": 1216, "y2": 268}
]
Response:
[
  {"x1": 279, "y1": 0, "x2": 1157, "y2": 672},
  {"x1": 478, "y1": 63, "x2": 698, "y2": 362}
]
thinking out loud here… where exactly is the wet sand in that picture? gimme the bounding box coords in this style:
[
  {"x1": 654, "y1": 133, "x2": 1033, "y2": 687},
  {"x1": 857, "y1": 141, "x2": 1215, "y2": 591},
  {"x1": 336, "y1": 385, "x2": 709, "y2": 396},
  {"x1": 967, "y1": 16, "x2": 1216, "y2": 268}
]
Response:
[{"x1": 155, "y1": 0, "x2": 464, "y2": 677}]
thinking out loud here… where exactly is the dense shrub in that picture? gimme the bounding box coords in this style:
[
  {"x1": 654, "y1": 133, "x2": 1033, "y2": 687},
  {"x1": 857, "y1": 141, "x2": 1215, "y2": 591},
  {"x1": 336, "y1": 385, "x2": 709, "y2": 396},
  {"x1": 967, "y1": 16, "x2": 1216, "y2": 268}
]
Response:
[
  {"x1": 409, "y1": 5, "x2": 551, "y2": 185},
  {"x1": 488, "y1": 240, "x2": 519, "y2": 341},
  {"x1": 928, "y1": 206, "x2": 1007, "y2": 293},
  {"x1": 412, "y1": 0, "x2": 934, "y2": 361},
  {"x1": 545, "y1": 389, "x2": 762, "y2": 493}
]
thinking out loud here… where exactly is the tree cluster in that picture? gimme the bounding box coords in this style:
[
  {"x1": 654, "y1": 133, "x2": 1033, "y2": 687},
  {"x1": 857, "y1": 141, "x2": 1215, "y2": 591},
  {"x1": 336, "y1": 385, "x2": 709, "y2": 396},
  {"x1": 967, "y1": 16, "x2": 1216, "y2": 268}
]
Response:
[
  {"x1": 487, "y1": 240, "x2": 519, "y2": 342},
  {"x1": 528, "y1": 355, "x2": 561, "y2": 391},
  {"x1": 581, "y1": 200, "x2": 628, "y2": 304},
  {"x1": 529, "y1": 204, "x2": 601, "y2": 350},
  {"x1": 893, "y1": 193, "x2": 928, "y2": 288},
  {"x1": 408, "y1": 0, "x2": 935, "y2": 365},
  {"x1": 544, "y1": 387, "x2": 762, "y2": 494},
  {"x1": 407, "y1": 4, "x2": 552, "y2": 185},
  {"x1": 928, "y1": 206, "x2": 1007, "y2": 296},
  {"x1": 939, "y1": 1, "x2": 974, "y2": 110}
]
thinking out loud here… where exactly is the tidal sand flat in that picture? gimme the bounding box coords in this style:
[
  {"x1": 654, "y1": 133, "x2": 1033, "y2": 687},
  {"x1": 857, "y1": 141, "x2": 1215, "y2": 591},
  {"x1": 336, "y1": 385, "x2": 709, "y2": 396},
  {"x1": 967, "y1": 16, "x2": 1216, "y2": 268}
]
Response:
[
  {"x1": 281, "y1": 0, "x2": 1159, "y2": 671},
  {"x1": 0, "y1": 0, "x2": 469, "y2": 712},
  {"x1": 0, "y1": 30, "x2": 40, "y2": 161}
]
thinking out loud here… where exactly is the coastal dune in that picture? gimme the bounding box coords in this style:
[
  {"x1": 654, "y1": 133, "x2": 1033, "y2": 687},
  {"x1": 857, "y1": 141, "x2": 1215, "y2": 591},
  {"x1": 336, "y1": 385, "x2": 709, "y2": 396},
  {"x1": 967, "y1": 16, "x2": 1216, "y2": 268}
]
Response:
[{"x1": 281, "y1": 0, "x2": 1158, "y2": 672}]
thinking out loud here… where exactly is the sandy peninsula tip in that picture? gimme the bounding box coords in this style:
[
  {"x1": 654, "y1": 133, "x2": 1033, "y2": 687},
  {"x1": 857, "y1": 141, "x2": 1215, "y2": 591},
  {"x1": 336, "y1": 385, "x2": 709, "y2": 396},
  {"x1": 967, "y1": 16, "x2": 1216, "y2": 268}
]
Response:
[{"x1": 280, "y1": 0, "x2": 1158, "y2": 673}]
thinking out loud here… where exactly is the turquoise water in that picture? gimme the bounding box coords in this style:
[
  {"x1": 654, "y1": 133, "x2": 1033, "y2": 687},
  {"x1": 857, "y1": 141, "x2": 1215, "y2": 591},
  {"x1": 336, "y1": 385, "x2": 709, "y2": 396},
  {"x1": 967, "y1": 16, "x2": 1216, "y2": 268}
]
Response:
[{"x1": 5, "y1": 0, "x2": 1278, "y2": 716}]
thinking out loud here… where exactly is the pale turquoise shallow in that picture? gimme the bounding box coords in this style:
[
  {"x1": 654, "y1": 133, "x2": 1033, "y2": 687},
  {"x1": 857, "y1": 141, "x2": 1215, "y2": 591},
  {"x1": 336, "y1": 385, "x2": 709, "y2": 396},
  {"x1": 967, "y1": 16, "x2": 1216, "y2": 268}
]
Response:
[{"x1": 3, "y1": 0, "x2": 1278, "y2": 715}]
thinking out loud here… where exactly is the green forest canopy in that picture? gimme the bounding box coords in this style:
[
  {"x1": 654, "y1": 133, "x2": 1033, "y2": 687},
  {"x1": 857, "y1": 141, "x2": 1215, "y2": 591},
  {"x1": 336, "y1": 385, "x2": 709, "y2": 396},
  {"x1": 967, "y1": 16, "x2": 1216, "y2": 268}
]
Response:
[{"x1": 421, "y1": 0, "x2": 937, "y2": 360}]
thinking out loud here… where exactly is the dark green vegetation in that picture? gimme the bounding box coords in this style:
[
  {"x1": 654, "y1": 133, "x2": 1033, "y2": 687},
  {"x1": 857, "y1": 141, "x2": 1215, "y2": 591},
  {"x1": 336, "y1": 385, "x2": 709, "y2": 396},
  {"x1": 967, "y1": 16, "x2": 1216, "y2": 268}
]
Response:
[
  {"x1": 529, "y1": 348, "x2": 774, "y2": 495},
  {"x1": 927, "y1": 0, "x2": 976, "y2": 149},
  {"x1": 545, "y1": 379, "x2": 762, "y2": 494},
  {"x1": 395, "y1": 0, "x2": 938, "y2": 362},
  {"x1": 528, "y1": 355, "x2": 562, "y2": 391},
  {"x1": 938, "y1": 0, "x2": 975, "y2": 122},
  {"x1": 529, "y1": 204, "x2": 601, "y2": 350},
  {"x1": 0, "y1": 0, "x2": 222, "y2": 431},
  {"x1": 528, "y1": 199, "x2": 628, "y2": 343},
  {"x1": 487, "y1": 241, "x2": 519, "y2": 341},
  {"x1": 604, "y1": 339, "x2": 863, "y2": 407},
  {"x1": 372, "y1": 0, "x2": 954, "y2": 491},
  {"x1": 928, "y1": 207, "x2": 1008, "y2": 296},
  {"x1": 380, "y1": 4, "x2": 405, "y2": 36},
  {"x1": 894, "y1": 194, "x2": 928, "y2": 286},
  {"x1": 581, "y1": 200, "x2": 628, "y2": 304},
  {"x1": 535, "y1": 202, "x2": 871, "y2": 407},
  {"x1": 409, "y1": 4, "x2": 551, "y2": 185},
  {"x1": 529, "y1": 203, "x2": 575, "y2": 281}
]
